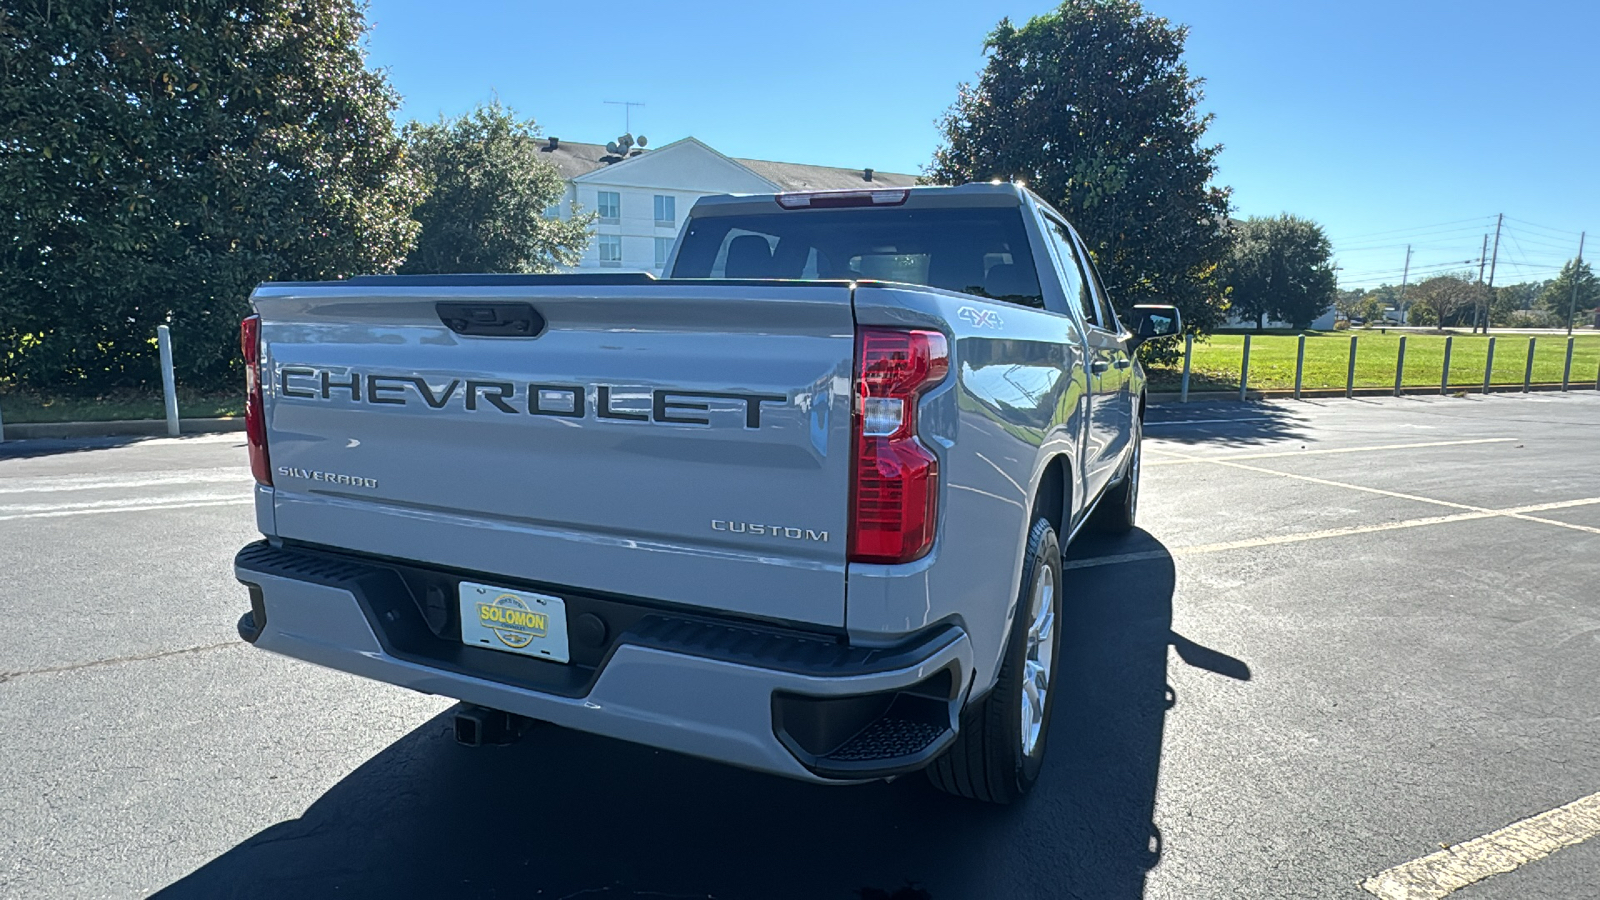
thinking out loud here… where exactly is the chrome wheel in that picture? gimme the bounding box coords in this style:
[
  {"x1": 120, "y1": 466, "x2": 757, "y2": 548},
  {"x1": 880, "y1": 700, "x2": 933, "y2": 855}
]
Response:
[{"x1": 1019, "y1": 563, "x2": 1056, "y2": 758}]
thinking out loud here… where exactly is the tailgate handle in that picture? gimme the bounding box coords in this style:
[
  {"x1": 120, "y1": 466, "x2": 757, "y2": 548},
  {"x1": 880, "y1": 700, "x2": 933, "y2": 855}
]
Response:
[{"x1": 436, "y1": 302, "x2": 544, "y2": 337}]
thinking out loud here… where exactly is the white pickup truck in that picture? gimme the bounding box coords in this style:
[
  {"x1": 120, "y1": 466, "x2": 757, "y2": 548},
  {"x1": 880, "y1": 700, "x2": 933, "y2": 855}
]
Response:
[{"x1": 234, "y1": 182, "x2": 1179, "y2": 802}]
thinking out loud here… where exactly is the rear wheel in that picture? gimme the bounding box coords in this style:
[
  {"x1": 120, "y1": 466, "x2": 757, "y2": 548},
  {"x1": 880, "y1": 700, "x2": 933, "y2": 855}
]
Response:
[
  {"x1": 927, "y1": 518, "x2": 1063, "y2": 804},
  {"x1": 1092, "y1": 402, "x2": 1142, "y2": 534}
]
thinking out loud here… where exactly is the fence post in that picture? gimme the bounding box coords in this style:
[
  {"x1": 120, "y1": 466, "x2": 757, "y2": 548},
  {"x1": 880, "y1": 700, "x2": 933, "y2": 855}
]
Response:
[
  {"x1": 1294, "y1": 334, "x2": 1306, "y2": 400},
  {"x1": 1562, "y1": 337, "x2": 1575, "y2": 391},
  {"x1": 157, "y1": 324, "x2": 180, "y2": 436},
  {"x1": 1346, "y1": 335, "x2": 1358, "y2": 399},
  {"x1": 1393, "y1": 335, "x2": 1407, "y2": 397},
  {"x1": 1483, "y1": 337, "x2": 1496, "y2": 394},
  {"x1": 1522, "y1": 337, "x2": 1536, "y2": 393},
  {"x1": 1441, "y1": 336, "x2": 1453, "y2": 395},
  {"x1": 1180, "y1": 333, "x2": 1193, "y2": 403},
  {"x1": 1239, "y1": 334, "x2": 1251, "y2": 402}
]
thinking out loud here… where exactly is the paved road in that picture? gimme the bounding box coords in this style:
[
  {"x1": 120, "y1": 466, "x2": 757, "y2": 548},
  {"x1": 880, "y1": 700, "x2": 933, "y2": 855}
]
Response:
[{"x1": 2, "y1": 394, "x2": 1598, "y2": 899}]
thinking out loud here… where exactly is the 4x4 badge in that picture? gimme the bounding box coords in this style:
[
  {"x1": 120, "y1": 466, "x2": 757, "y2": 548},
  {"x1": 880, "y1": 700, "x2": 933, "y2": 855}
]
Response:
[{"x1": 958, "y1": 307, "x2": 1003, "y2": 329}]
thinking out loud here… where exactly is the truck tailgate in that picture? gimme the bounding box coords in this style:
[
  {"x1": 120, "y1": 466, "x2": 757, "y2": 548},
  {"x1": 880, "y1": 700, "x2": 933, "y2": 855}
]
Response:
[{"x1": 252, "y1": 281, "x2": 855, "y2": 628}]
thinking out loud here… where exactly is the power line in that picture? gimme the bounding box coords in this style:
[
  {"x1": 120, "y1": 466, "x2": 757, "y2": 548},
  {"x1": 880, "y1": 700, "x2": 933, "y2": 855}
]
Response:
[
  {"x1": 1496, "y1": 226, "x2": 1584, "y2": 254},
  {"x1": 1327, "y1": 215, "x2": 1499, "y2": 242},
  {"x1": 1503, "y1": 215, "x2": 1584, "y2": 239},
  {"x1": 1334, "y1": 227, "x2": 1498, "y2": 251}
]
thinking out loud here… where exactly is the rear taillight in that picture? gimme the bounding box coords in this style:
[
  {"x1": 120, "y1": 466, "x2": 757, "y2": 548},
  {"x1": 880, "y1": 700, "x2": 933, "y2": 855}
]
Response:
[
  {"x1": 848, "y1": 328, "x2": 949, "y2": 564},
  {"x1": 241, "y1": 314, "x2": 271, "y2": 486}
]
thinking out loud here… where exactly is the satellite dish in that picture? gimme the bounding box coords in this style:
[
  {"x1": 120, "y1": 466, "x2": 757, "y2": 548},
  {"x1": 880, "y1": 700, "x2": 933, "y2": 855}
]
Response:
[
  {"x1": 605, "y1": 141, "x2": 620, "y2": 156},
  {"x1": 618, "y1": 133, "x2": 634, "y2": 150},
  {"x1": 636, "y1": 135, "x2": 648, "y2": 148}
]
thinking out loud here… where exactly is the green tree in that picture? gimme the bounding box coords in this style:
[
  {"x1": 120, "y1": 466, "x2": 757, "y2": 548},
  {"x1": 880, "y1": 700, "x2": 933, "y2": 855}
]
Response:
[
  {"x1": 1334, "y1": 288, "x2": 1385, "y2": 323},
  {"x1": 1538, "y1": 260, "x2": 1599, "y2": 327},
  {"x1": 1220, "y1": 215, "x2": 1336, "y2": 329},
  {"x1": 1495, "y1": 280, "x2": 1543, "y2": 316},
  {"x1": 0, "y1": 0, "x2": 422, "y2": 394},
  {"x1": 925, "y1": 0, "x2": 1231, "y2": 341},
  {"x1": 1354, "y1": 292, "x2": 1386, "y2": 322},
  {"x1": 1406, "y1": 273, "x2": 1482, "y2": 328},
  {"x1": 1333, "y1": 288, "x2": 1364, "y2": 319},
  {"x1": 400, "y1": 102, "x2": 594, "y2": 274}
]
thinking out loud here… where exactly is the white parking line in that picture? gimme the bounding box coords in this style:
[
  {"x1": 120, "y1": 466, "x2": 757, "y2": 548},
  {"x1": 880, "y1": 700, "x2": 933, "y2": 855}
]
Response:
[
  {"x1": 1063, "y1": 497, "x2": 1600, "y2": 569},
  {"x1": 0, "y1": 497, "x2": 252, "y2": 521},
  {"x1": 1362, "y1": 790, "x2": 1600, "y2": 899},
  {"x1": 1144, "y1": 416, "x2": 1282, "y2": 426},
  {"x1": 1145, "y1": 438, "x2": 1517, "y2": 466},
  {"x1": 0, "y1": 468, "x2": 250, "y2": 494}
]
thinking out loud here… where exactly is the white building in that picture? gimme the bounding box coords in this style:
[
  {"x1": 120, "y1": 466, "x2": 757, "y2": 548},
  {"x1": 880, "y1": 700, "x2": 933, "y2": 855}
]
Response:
[{"x1": 538, "y1": 136, "x2": 917, "y2": 274}]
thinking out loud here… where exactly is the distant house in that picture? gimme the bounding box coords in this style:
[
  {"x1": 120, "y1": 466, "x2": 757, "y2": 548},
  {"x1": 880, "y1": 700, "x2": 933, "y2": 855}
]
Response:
[{"x1": 537, "y1": 136, "x2": 917, "y2": 274}]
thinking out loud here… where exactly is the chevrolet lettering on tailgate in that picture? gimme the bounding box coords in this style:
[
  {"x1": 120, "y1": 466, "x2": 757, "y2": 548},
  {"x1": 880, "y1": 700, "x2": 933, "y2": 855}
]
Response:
[{"x1": 277, "y1": 367, "x2": 785, "y2": 428}]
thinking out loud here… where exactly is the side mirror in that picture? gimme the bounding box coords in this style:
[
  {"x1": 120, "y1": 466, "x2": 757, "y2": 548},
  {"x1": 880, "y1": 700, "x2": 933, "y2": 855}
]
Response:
[{"x1": 1125, "y1": 304, "x2": 1182, "y2": 349}]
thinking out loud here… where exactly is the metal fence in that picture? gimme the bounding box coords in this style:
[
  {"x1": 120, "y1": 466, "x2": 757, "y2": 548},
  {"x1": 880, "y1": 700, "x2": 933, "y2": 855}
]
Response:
[{"x1": 1169, "y1": 332, "x2": 1600, "y2": 402}]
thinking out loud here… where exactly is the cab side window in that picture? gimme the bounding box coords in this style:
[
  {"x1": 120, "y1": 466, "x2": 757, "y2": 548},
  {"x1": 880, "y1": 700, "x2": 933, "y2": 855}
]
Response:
[
  {"x1": 1040, "y1": 216, "x2": 1098, "y2": 328},
  {"x1": 1071, "y1": 229, "x2": 1120, "y2": 333}
]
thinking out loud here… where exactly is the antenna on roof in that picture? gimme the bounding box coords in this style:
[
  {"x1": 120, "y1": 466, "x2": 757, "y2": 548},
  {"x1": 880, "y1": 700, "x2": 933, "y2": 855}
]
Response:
[{"x1": 603, "y1": 100, "x2": 646, "y2": 134}]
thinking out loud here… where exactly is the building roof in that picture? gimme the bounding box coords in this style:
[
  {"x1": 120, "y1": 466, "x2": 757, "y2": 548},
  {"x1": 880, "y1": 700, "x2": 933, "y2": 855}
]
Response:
[{"x1": 534, "y1": 137, "x2": 919, "y2": 191}]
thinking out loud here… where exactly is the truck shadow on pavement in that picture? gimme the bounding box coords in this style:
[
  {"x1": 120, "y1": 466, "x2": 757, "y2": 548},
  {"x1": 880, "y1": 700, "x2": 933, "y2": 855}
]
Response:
[
  {"x1": 156, "y1": 533, "x2": 1249, "y2": 900},
  {"x1": 1142, "y1": 399, "x2": 1308, "y2": 448}
]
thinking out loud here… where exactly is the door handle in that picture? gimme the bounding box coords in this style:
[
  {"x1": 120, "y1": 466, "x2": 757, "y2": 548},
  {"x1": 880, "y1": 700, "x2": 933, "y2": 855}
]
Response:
[
  {"x1": 1090, "y1": 359, "x2": 1111, "y2": 374},
  {"x1": 436, "y1": 302, "x2": 544, "y2": 337},
  {"x1": 1113, "y1": 357, "x2": 1132, "y2": 369}
]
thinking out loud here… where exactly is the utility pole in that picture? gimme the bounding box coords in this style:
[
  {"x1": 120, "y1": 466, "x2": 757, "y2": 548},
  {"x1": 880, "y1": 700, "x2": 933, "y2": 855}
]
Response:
[
  {"x1": 1483, "y1": 214, "x2": 1503, "y2": 334},
  {"x1": 1475, "y1": 234, "x2": 1489, "y2": 332},
  {"x1": 1568, "y1": 231, "x2": 1587, "y2": 336},
  {"x1": 1396, "y1": 245, "x2": 1412, "y2": 324}
]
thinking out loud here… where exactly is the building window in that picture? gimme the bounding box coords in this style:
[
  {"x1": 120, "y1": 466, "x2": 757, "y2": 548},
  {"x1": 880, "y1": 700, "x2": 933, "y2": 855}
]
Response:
[
  {"x1": 543, "y1": 203, "x2": 560, "y2": 219},
  {"x1": 597, "y1": 191, "x2": 620, "y2": 223},
  {"x1": 653, "y1": 194, "x2": 675, "y2": 226},
  {"x1": 598, "y1": 234, "x2": 622, "y2": 266},
  {"x1": 655, "y1": 237, "x2": 673, "y2": 268}
]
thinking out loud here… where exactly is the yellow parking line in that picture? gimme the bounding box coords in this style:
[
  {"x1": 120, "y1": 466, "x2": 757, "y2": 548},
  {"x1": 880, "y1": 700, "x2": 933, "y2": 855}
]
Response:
[
  {"x1": 1145, "y1": 437, "x2": 1517, "y2": 466},
  {"x1": 1362, "y1": 790, "x2": 1600, "y2": 899}
]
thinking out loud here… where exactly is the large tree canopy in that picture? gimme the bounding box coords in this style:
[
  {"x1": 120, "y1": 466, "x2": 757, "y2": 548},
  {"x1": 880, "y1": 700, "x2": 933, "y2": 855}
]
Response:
[
  {"x1": 400, "y1": 102, "x2": 593, "y2": 275},
  {"x1": 0, "y1": 0, "x2": 422, "y2": 393},
  {"x1": 926, "y1": 0, "x2": 1232, "y2": 335},
  {"x1": 1221, "y1": 214, "x2": 1336, "y2": 330}
]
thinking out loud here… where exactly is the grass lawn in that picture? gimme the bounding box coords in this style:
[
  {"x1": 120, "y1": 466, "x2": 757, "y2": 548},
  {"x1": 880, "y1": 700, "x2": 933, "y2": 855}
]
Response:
[
  {"x1": 1148, "y1": 331, "x2": 1600, "y2": 393},
  {"x1": 0, "y1": 389, "x2": 242, "y2": 424}
]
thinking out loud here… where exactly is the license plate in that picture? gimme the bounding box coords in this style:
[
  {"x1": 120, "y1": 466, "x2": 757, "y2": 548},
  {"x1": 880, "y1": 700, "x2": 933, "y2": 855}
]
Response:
[{"x1": 458, "y1": 581, "x2": 570, "y2": 664}]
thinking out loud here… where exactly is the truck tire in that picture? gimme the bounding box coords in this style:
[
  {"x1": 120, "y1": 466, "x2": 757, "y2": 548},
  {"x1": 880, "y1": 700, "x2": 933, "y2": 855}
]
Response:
[
  {"x1": 927, "y1": 517, "x2": 1063, "y2": 804},
  {"x1": 1091, "y1": 406, "x2": 1142, "y2": 535}
]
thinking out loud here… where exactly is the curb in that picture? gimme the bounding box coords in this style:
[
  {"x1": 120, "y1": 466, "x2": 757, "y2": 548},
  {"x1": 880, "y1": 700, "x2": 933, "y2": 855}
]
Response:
[
  {"x1": 1149, "y1": 382, "x2": 1599, "y2": 405},
  {"x1": 1, "y1": 417, "x2": 245, "y2": 441}
]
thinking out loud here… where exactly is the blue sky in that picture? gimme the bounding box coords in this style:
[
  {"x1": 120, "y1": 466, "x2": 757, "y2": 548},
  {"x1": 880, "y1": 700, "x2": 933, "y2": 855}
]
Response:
[{"x1": 364, "y1": 0, "x2": 1597, "y2": 292}]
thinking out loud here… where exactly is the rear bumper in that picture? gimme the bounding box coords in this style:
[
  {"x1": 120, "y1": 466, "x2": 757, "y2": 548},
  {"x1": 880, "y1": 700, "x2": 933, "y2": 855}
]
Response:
[{"x1": 234, "y1": 541, "x2": 972, "y2": 783}]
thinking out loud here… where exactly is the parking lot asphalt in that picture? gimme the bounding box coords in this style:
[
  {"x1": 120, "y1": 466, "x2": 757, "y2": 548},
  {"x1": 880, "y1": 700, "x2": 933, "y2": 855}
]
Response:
[{"x1": 1, "y1": 393, "x2": 1597, "y2": 899}]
